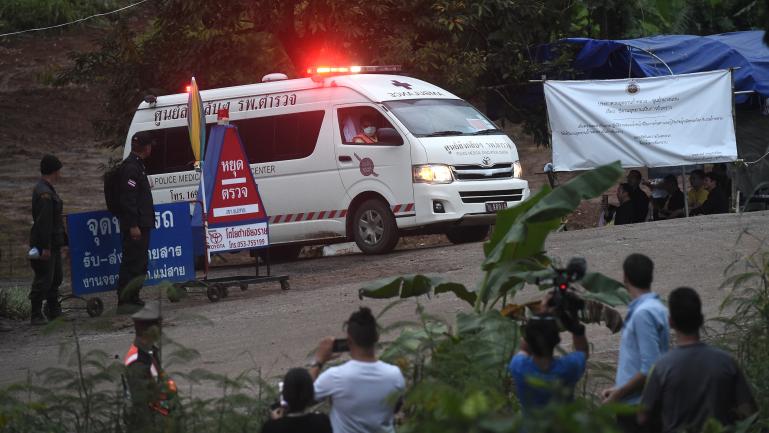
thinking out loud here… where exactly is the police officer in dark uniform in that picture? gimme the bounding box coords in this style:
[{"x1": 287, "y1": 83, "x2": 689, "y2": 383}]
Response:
[
  {"x1": 29, "y1": 155, "x2": 68, "y2": 325},
  {"x1": 123, "y1": 301, "x2": 177, "y2": 432},
  {"x1": 116, "y1": 132, "x2": 156, "y2": 314}
]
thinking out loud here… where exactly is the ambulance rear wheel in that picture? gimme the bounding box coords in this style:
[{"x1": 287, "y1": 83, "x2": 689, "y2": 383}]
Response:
[
  {"x1": 352, "y1": 199, "x2": 399, "y2": 255},
  {"x1": 446, "y1": 225, "x2": 490, "y2": 244}
]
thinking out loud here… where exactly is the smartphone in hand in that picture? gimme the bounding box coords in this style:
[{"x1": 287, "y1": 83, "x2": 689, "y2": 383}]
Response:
[{"x1": 332, "y1": 338, "x2": 349, "y2": 353}]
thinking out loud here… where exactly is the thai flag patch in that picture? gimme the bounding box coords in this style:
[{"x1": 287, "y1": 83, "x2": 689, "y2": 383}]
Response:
[{"x1": 127, "y1": 179, "x2": 137, "y2": 188}]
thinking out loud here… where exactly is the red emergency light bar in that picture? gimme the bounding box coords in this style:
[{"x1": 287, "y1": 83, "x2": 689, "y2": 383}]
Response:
[{"x1": 306, "y1": 65, "x2": 402, "y2": 77}]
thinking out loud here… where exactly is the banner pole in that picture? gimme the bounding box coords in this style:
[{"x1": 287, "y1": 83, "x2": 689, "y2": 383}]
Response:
[
  {"x1": 199, "y1": 164, "x2": 211, "y2": 275},
  {"x1": 729, "y1": 68, "x2": 739, "y2": 213}
]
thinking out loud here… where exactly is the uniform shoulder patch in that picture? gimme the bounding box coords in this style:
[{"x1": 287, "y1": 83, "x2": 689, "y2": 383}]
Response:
[{"x1": 39, "y1": 193, "x2": 51, "y2": 199}]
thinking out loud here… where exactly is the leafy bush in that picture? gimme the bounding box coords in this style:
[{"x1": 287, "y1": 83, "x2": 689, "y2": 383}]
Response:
[
  {"x1": 0, "y1": 286, "x2": 29, "y2": 319},
  {"x1": 0, "y1": 322, "x2": 276, "y2": 433},
  {"x1": 361, "y1": 162, "x2": 630, "y2": 432},
  {"x1": 716, "y1": 235, "x2": 769, "y2": 425},
  {"x1": 0, "y1": 0, "x2": 121, "y2": 33}
]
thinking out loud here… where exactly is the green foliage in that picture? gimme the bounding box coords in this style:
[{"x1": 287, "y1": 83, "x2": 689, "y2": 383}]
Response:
[
  {"x1": 0, "y1": 323, "x2": 276, "y2": 433},
  {"x1": 715, "y1": 234, "x2": 769, "y2": 423},
  {"x1": 59, "y1": 0, "x2": 769, "y2": 148},
  {"x1": 1, "y1": 324, "x2": 126, "y2": 432},
  {"x1": 360, "y1": 162, "x2": 626, "y2": 313},
  {"x1": 362, "y1": 164, "x2": 628, "y2": 432},
  {"x1": 360, "y1": 275, "x2": 477, "y2": 306},
  {"x1": 0, "y1": 0, "x2": 122, "y2": 33},
  {"x1": 0, "y1": 286, "x2": 30, "y2": 319}
]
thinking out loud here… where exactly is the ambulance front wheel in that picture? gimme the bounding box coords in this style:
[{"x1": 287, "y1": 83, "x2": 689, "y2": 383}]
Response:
[{"x1": 352, "y1": 199, "x2": 399, "y2": 255}]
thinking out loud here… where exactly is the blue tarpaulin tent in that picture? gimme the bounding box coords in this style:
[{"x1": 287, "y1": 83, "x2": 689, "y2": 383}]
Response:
[
  {"x1": 541, "y1": 30, "x2": 769, "y2": 206},
  {"x1": 551, "y1": 30, "x2": 769, "y2": 104}
]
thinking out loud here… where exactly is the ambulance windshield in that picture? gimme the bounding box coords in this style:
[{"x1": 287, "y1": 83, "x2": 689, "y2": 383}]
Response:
[{"x1": 383, "y1": 99, "x2": 502, "y2": 137}]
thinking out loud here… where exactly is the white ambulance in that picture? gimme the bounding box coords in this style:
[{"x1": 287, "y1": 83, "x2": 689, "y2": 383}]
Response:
[{"x1": 123, "y1": 66, "x2": 530, "y2": 256}]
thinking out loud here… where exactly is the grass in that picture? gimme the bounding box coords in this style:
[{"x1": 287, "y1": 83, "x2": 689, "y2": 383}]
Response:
[
  {"x1": 0, "y1": 285, "x2": 29, "y2": 319},
  {"x1": 714, "y1": 234, "x2": 769, "y2": 426}
]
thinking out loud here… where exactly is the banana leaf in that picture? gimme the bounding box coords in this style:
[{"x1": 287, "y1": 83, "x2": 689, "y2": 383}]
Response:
[{"x1": 359, "y1": 274, "x2": 477, "y2": 306}]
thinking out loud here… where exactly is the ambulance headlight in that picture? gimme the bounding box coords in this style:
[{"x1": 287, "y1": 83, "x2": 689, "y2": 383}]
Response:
[
  {"x1": 513, "y1": 160, "x2": 523, "y2": 178},
  {"x1": 412, "y1": 164, "x2": 454, "y2": 184}
]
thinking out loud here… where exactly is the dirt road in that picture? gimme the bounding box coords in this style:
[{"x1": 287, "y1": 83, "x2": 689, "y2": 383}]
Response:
[{"x1": 0, "y1": 211, "x2": 767, "y2": 392}]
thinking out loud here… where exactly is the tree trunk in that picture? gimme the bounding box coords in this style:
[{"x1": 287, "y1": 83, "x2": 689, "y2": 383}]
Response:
[{"x1": 271, "y1": 0, "x2": 307, "y2": 71}]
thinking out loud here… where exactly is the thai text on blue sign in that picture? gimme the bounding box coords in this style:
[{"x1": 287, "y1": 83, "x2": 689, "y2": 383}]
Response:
[{"x1": 67, "y1": 202, "x2": 194, "y2": 295}]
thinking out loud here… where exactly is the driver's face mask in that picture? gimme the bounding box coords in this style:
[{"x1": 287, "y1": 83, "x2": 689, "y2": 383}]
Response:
[{"x1": 363, "y1": 126, "x2": 377, "y2": 137}]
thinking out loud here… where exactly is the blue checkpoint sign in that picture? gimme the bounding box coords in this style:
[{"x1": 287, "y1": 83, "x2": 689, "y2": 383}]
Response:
[{"x1": 67, "y1": 202, "x2": 194, "y2": 296}]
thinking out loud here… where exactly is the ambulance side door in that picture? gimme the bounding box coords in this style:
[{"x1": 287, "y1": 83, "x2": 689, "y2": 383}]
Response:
[
  {"x1": 334, "y1": 104, "x2": 415, "y2": 220},
  {"x1": 236, "y1": 107, "x2": 349, "y2": 243}
]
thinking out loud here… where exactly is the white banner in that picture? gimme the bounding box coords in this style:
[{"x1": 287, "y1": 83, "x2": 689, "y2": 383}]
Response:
[
  {"x1": 206, "y1": 222, "x2": 269, "y2": 253},
  {"x1": 544, "y1": 70, "x2": 738, "y2": 171}
]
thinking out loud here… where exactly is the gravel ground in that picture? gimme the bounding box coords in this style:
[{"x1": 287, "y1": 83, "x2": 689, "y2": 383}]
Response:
[{"x1": 0, "y1": 210, "x2": 766, "y2": 396}]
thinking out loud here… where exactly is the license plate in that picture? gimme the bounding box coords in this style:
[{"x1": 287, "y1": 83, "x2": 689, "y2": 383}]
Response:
[{"x1": 485, "y1": 201, "x2": 507, "y2": 212}]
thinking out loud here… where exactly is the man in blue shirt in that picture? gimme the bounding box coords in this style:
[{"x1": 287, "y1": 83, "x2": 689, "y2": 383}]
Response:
[
  {"x1": 602, "y1": 253, "x2": 669, "y2": 432},
  {"x1": 508, "y1": 298, "x2": 589, "y2": 410}
]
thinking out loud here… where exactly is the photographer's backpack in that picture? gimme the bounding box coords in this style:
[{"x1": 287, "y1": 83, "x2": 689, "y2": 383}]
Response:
[{"x1": 103, "y1": 162, "x2": 124, "y2": 215}]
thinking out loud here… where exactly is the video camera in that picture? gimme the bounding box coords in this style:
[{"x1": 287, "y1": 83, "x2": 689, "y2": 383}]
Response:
[{"x1": 536, "y1": 257, "x2": 587, "y2": 334}]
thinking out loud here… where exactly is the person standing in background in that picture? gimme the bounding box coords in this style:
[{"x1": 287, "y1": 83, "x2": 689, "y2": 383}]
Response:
[
  {"x1": 116, "y1": 132, "x2": 156, "y2": 314},
  {"x1": 639, "y1": 287, "x2": 757, "y2": 432},
  {"x1": 29, "y1": 155, "x2": 68, "y2": 325},
  {"x1": 602, "y1": 254, "x2": 669, "y2": 432}
]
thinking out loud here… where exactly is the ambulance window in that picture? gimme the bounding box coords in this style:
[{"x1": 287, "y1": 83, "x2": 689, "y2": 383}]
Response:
[
  {"x1": 236, "y1": 110, "x2": 324, "y2": 163},
  {"x1": 337, "y1": 107, "x2": 402, "y2": 146},
  {"x1": 236, "y1": 116, "x2": 275, "y2": 163},
  {"x1": 143, "y1": 127, "x2": 198, "y2": 175},
  {"x1": 274, "y1": 111, "x2": 324, "y2": 160}
]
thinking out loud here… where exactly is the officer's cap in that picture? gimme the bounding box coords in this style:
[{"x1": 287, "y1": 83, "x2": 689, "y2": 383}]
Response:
[
  {"x1": 40, "y1": 154, "x2": 62, "y2": 175},
  {"x1": 131, "y1": 131, "x2": 156, "y2": 149},
  {"x1": 131, "y1": 301, "x2": 162, "y2": 322}
]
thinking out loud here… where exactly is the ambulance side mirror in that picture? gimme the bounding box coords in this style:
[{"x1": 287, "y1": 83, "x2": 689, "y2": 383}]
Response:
[{"x1": 377, "y1": 128, "x2": 403, "y2": 146}]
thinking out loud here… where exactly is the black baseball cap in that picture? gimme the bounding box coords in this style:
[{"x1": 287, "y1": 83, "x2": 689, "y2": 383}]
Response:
[
  {"x1": 131, "y1": 131, "x2": 156, "y2": 148},
  {"x1": 40, "y1": 154, "x2": 63, "y2": 175}
]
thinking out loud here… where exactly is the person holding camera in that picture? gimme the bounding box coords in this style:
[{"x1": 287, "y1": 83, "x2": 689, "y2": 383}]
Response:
[
  {"x1": 508, "y1": 293, "x2": 589, "y2": 411},
  {"x1": 310, "y1": 307, "x2": 405, "y2": 433},
  {"x1": 262, "y1": 368, "x2": 331, "y2": 433},
  {"x1": 602, "y1": 253, "x2": 669, "y2": 433},
  {"x1": 639, "y1": 287, "x2": 756, "y2": 433}
]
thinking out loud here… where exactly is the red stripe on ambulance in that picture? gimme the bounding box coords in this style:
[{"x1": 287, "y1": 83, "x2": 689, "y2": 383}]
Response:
[{"x1": 267, "y1": 204, "x2": 414, "y2": 224}]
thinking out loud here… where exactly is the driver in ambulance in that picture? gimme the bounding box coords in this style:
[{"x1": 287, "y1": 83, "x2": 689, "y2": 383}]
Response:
[{"x1": 353, "y1": 115, "x2": 379, "y2": 144}]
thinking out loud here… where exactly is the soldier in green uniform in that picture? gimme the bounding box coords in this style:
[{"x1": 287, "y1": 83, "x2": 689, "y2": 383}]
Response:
[
  {"x1": 29, "y1": 155, "x2": 68, "y2": 325},
  {"x1": 123, "y1": 301, "x2": 177, "y2": 433}
]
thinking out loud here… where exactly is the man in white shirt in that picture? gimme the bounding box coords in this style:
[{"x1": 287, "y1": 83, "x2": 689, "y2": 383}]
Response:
[{"x1": 310, "y1": 307, "x2": 405, "y2": 433}]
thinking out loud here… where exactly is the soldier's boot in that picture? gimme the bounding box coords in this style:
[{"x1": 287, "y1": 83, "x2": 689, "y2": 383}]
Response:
[
  {"x1": 116, "y1": 290, "x2": 142, "y2": 315},
  {"x1": 130, "y1": 294, "x2": 145, "y2": 307},
  {"x1": 44, "y1": 297, "x2": 63, "y2": 320},
  {"x1": 116, "y1": 303, "x2": 142, "y2": 315},
  {"x1": 30, "y1": 299, "x2": 47, "y2": 326}
]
